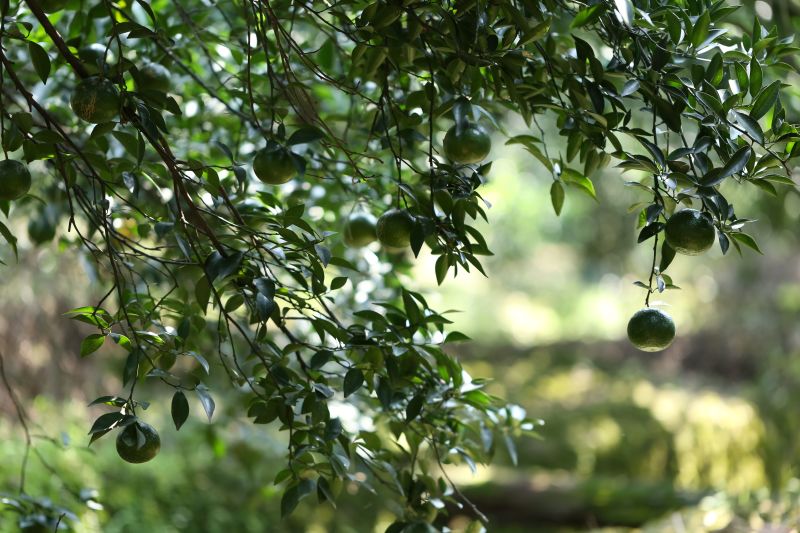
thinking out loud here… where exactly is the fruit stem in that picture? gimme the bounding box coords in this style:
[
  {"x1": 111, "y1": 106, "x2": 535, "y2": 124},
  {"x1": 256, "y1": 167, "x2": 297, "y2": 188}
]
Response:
[{"x1": 645, "y1": 88, "x2": 666, "y2": 307}]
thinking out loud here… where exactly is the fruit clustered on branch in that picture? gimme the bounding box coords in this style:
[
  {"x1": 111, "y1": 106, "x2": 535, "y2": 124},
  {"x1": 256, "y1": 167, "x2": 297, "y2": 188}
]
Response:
[{"x1": 0, "y1": 0, "x2": 798, "y2": 528}]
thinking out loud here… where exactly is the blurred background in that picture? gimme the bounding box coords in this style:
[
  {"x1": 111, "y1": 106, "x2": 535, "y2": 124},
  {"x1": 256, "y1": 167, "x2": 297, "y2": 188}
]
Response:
[{"x1": 4, "y1": 1, "x2": 800, "y2": 532}]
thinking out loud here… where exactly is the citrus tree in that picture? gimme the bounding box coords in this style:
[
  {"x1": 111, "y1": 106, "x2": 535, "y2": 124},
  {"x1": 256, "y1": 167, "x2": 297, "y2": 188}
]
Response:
[{"x1": 1, "y1": 0, "x2": 798, "y2": 530}]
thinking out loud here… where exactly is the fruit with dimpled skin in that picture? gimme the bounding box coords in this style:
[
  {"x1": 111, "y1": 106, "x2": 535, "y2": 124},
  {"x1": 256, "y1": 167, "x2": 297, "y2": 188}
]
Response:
[
  {"x1": 253, "y1": 147, "x2": 298, "y2": 185},
  {"x1": 70, "y1": 77, "x2": 120, "y2": 123},
  {"x1": 627, "y1": 308, "x2": 676, "y2": 352},
  {"x1": 116, "y1": 421, "x2": 161, "y2": 464},
  {"x1": 664, "y1": 209, "x2": 716, "y2": 255},
  {"x1": 377, "y1": 209, "x2": 415, "y2": 248},
  {"x1": 443, "y1": 123, "x2": 491, "y2": 164}
]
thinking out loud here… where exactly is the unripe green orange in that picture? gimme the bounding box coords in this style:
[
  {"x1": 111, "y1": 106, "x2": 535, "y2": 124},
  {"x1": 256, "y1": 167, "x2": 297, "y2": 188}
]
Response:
[
  {"x1": 343, "y1": 212, "x2": 377, "y2": 247},
  {"x1": 627, "y1": 308, "x2": 675, "y2": 352},
  {"x1": 70, "y1": 77, "x2": 120, "y2": 123},
  {"x1": 443, "y1": 123, "x2": 491, "y2": 164},
  {"x1": 664, "y1": 209, "x2": 715, "y2": 255},
  {"x1": 376, "y1": 209, "x2": 414, "y2": 248},
  {"x1": 252, "y1": 147, "x2": 298, "y2": 185},
  {"x1": 116, "y1": 421, "x2": 161, "y2": 464},
  {"x1": 135, "y1": 62, "x2": 171, "y2": 93},
  {"x1": 0, "y1": 160, "x2": 32, "y2": 201}
]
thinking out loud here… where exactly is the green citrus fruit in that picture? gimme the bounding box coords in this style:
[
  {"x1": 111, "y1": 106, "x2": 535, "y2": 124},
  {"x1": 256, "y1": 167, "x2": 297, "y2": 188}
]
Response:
[
  {"x1": 39, "y1": 0, "x2": 69, "y2": 12},
  {"x1": 28, "y1": 207, "x2": 58, "y2": 244},
  {"x1": 78, "y1": 44, "x2": 114, "y2": 75},
  {"x1": 135, "y1": 62, "x2": 171, "y2": 93},
  {"x1": 443, "y1": 123, "x2": 491, "y2": 164},
  {"x1": 343, "y1": 212, "x2": 377, "y2": 247},
  {"x1": 70, "y1": 77, "x2": 120, "y2": 123},
  {"x1": 0, "y1": 160, "x2": 32, "y2": 201},
  {"x1": 627, "y1": 308, "x2": 675, "y2": 352},
  {"x1": 116, "y1": 421, "x2": 161, "y2": 464},
  {"x1": 376, "y1": 209, "x2": 414, "y2": 248},
  {"x1": 252, "y1": 147, "x2": 298, "y2": 185},
  {"x1": 664, "y1": 209, "x2": 715, "y2": 255}
]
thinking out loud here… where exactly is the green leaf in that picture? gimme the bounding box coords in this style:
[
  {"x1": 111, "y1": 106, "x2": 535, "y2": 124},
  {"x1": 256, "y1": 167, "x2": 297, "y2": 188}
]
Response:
[
  {"x1": 255, "y1": 292, "x2": 275, "y2": 321},
  {"x1": 503, "y1": 433, "x2": 518, "y2": 466},
  {"x1": 550, "y1": 181, "x2": 565, "y2": 216},
  {"x1": 195, "y1": 385, "x2": 215, "y2": 422},
  {"x1": 660, "y1": 241, "x2": 676, "y2": 272},
  {"x1": 28, "y1": 42, "x2": 51, "y2": 84},
  {"x1": 80, "y1": 334, "x2": 106, "y2": 357},
  {"x1": 730, "y1": 232, "x2": 763, "y2": 254},
  {"x1": 733, "y1": 111, "x2": 764, "y2": 144},
  {"x1": 750, "y1": 81, "x2": 781, "y2": 121},
  {"x1": 330, "y1": 276, "x2": 348, "y2": 290},
  {"x1": 749, "y1": 56, "x2": 762, "y2": 97},
  {"x1": 406, "y1": 395, "x2": 424, "y2": 421},
  {"x1": 186, "y1": 351, "x2": 210, "y2": 374},
  {"x1": 0, "y1": 220, "x2": 18, "y2": 260},
  {"x1": 88, "y1": 412, "x2": 126, "y2": 435},
  {"x1": 720, "y1": 146, "x2": 752, "y2": 180},
  {"x1": 286, "y1": 127, "x2": 325, "y2": 146},
  {"x1": 637, "y1": 222, "x2": 664, "y2": 243},
  {"x1": 690, "y1": 11, "x2": 710, "y2": 49},
  {"x1": 561, "y1": 168, "x2": 596, "y2": 200},
  {"x1": 195, "y1": 275, "x2": 211, "y2": 314},
  {"x1": 701, "y1": 146, "x2": 752, "y2": 187},
  {"x1": 571, "y1": 4, "x2": 605, "y2": 28},
  {"x1": 444, "y1": 331, "x2": 470, "y2": 343},
  {"x1": 434, "y1": 254, "x2": 449, "y2": 285},
  {"x1": 620, "y1": 79, "x2": 640, "y2": 97},
  {"x1": 171, "y1": 391, "x2": 189, "y2": 430},
  {"x1": 343, "y1": 368, "x2": 364, "y2": 397},
  {"x1": 654, "y1": 97, "x2": 681, "y2": 132},
  {"x1": 281, "y1": 480, "x2": 314, "y2": 518}
]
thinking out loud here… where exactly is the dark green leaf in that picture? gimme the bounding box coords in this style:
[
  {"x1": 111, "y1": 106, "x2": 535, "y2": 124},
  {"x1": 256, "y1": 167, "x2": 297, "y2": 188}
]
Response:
[
  {"x1": 28, "y1": 42, "x2": 51, "y2": 84},
  {"x1": 637, "y1": 222, "x2": 664, "y2": 243},
  {"x1": 0, "y1": 220, "x2": 18, "y2": 260},
  {"x1": 171, "y1": 391, "x2": 189, "y2": 430},
  {"x1": 733, "y1": 111, "x2": 764, "y2": 144},
  {"x1": 690, "y1": 11, "x2": 710, "y2": 49},
  {"x1": 571, "y1": 4, "x2": 605, "y2": 28},
  {"x1": 660, "y1": 241, "x2": 676, "y2": 272},
  {"x1": 343, "y1": 368, "x2": 364, "y2": 397},
  {"x1": 286, "y1": 127, "x2": 325, "y2": 146},
  {"x1": 750, "y1": 81, "x2": 781, "y2": 121}
]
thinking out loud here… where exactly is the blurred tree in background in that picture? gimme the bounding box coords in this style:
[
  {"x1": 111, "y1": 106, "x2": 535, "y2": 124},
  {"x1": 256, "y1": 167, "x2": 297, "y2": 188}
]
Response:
[{"x1": 1, "y1": 0, "x2": 800, "y2": 532}]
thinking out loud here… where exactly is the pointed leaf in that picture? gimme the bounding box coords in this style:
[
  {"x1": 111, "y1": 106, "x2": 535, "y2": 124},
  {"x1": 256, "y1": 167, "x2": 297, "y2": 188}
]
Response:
[
  {"x1": 750, "y1": 81, "x2": 780, "y2": 121},
  {"x1": 550, "y1": 181, "x2": 565, "y2": 215},
  {"x1": 195, "y1": 385, "x2": 215, "y2": 422},
  {"x1": 730, "y1": 232, "x2": 763, "y2": 254},
  {"x1": 171, "y1": 391, "x2": 189, "y2": 430},
  {"x1": 80, "y1": 334, "x2": 106, "y2": 357},
  {"x1": 28, "y1": 42, "x2": 51, "y2": 84}
]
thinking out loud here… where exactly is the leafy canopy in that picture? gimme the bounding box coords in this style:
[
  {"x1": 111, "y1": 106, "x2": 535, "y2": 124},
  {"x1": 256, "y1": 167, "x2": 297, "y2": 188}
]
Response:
[{"x1": 0, "y1": 0, "x2": 798, "y2": 529}]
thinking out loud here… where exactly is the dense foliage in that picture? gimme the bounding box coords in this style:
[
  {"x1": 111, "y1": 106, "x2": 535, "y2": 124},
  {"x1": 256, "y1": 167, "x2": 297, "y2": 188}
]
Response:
[{"x1": 1, "y1": 0, "x2": 798, "y2": 530}]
